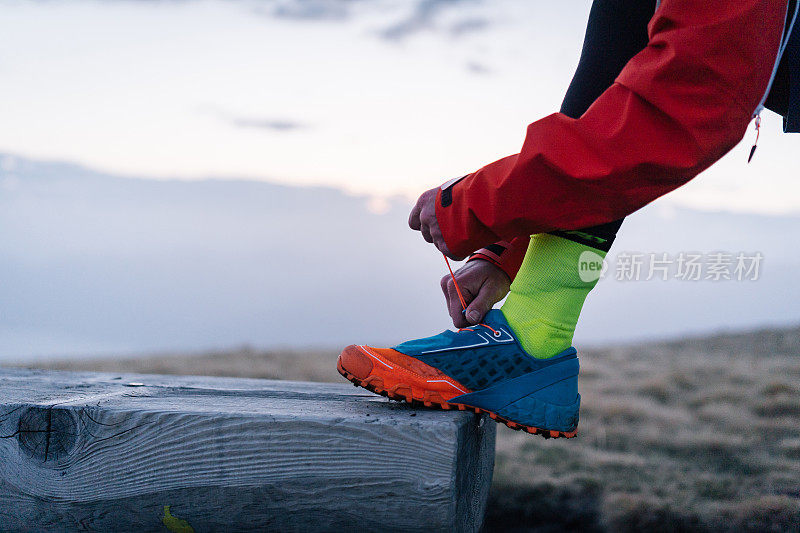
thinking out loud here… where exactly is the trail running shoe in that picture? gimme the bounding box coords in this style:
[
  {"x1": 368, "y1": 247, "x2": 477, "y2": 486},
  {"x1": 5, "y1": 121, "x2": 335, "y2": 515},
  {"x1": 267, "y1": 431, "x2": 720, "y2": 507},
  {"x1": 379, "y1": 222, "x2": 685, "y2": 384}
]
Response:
[{"x1": 337, "y1": 309, "x2": 580, "y2": 438}]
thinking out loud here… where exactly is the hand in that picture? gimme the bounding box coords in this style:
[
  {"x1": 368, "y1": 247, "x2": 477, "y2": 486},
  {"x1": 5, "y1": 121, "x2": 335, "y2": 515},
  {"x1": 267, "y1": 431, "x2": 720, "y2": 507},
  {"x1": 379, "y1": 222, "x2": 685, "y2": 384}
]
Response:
[
  {"x1": 440, "y1": 259, "x2": 511, "y2": 328},
  {"x1": 408, "y1": 187, "x2": 464, "y2": 260}
]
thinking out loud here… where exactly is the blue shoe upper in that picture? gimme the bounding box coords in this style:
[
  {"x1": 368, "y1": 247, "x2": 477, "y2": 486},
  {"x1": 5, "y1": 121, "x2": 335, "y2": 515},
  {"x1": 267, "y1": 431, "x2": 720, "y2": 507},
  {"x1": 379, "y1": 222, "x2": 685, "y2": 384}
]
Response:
[
  {"x1": 393, "y1": 309, "x2": 576, "y2": 392},
  {"x1": 393, "y1": 309, "x2": 581, "y2": 432}
]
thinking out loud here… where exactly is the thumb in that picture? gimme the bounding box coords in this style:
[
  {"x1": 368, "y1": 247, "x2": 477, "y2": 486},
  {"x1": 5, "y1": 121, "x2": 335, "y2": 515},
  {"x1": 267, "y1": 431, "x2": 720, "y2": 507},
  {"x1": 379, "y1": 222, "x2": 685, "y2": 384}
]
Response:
[{"x1": 464, "y1": 290, "x2": 493, "y2": 325}]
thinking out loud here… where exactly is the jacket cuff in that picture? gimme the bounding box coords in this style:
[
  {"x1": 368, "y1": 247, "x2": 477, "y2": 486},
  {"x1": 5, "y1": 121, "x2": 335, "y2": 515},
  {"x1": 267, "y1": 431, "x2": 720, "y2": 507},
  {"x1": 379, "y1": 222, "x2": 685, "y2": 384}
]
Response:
[
  {"x1": 435, "y1": 170, "x2": 505, "y2": 258},
  {"x1": 468, "y1": 237, "x2": 529, "y2": 281}
]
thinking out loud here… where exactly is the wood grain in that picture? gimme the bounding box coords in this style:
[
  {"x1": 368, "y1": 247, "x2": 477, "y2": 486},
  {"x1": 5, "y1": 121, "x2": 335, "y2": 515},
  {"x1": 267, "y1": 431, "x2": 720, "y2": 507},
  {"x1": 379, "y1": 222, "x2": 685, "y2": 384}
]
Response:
[{"x1": 0, "y1": 368, "x2": 495, "y2": 532}]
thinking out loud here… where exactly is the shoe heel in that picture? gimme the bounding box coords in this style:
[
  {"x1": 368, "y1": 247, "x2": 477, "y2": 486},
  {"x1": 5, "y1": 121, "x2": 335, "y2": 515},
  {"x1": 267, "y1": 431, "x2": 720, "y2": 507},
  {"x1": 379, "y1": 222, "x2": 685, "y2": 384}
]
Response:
[{"x1": 497, "y1": 377, "x2": 580, "y2": 433}]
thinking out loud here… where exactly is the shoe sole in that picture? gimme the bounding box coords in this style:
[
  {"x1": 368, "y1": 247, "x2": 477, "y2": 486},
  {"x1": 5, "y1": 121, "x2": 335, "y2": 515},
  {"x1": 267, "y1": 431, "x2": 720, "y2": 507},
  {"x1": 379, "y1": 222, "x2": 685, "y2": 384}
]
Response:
[{"x1": 337, "y1": 354, "x2": 576, "y2": 439}]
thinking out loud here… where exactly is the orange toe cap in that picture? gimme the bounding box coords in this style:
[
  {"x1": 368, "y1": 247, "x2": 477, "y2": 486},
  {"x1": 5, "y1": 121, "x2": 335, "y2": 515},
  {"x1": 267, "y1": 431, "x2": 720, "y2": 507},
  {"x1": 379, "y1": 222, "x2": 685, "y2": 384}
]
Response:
[{"x1": 338, "y1": 344, "x2": 374, "y2": 380}]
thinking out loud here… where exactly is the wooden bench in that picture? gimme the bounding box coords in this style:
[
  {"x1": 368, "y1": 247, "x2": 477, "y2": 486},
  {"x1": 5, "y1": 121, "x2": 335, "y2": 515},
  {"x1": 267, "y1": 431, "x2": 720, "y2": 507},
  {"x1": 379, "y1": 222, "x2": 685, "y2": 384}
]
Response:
[{"x1": 0, "y1": 368, "x2": 495, "y2": 532}]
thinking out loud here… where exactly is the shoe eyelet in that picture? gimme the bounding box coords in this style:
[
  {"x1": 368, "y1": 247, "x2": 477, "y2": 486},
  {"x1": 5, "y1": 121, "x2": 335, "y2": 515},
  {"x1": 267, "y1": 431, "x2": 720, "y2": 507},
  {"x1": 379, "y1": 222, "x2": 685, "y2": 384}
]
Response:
[{"x1": 493, "y1": 330, "x2": 502, "y2": 338}]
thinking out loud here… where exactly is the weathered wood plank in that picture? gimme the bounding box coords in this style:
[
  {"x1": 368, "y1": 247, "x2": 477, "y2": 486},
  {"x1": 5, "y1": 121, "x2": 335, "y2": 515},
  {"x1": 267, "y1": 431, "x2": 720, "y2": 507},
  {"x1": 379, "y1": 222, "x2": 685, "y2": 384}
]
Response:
[{"x1": 0, "y1": 368, "x2": 495, "y2": 532}]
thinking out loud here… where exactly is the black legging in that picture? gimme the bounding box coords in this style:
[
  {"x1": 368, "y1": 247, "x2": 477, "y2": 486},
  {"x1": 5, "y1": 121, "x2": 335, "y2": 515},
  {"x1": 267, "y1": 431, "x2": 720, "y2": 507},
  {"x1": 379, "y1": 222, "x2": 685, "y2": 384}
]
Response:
[
  {"x1": 765, "y1": 0, "x2": 798, "y2": 119},
  {"x1": 547, "y1": 0, "x2": 656, "y2": 252}
]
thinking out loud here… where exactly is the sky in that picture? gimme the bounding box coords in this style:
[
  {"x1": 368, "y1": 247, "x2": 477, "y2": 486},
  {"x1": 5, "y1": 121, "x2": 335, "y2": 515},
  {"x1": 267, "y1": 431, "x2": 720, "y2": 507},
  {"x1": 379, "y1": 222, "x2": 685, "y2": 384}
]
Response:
[
  {"x1": 2, "y1": 154, "x2": 799, "y2": 360},
  {"x1": 1, "y1": 0, "x2": 798, "y2": 213}
]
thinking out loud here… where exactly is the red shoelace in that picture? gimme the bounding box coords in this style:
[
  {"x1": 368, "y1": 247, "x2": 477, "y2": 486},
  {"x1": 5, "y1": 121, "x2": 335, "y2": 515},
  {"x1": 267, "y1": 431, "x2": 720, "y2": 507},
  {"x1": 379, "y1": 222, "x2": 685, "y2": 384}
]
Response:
[{"x1": 443, "y1": 254, "x2": 499, "y2": 335}]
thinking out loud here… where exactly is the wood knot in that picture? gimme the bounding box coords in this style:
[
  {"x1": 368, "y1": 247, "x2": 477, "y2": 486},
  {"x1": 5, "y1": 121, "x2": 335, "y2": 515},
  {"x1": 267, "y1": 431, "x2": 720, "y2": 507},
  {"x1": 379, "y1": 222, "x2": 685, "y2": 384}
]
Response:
[{"x1": 18, "y1": 406, "x2": 78, "y2": 463}]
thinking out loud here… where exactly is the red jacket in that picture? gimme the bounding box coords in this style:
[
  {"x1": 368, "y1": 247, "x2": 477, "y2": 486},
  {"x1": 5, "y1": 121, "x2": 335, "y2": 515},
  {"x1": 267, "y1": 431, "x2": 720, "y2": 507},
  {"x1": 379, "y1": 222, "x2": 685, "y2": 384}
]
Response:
[{"x1": 437, "y1": 0, "x2": 789, "y2": 277}]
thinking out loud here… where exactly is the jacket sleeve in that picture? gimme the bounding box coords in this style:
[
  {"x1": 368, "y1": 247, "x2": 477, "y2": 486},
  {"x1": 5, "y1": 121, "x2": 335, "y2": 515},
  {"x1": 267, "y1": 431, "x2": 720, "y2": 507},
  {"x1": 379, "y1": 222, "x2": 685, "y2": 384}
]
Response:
[
  {"x1": 468, "y1": 236, "x2": 529, "y2": 281},
  {"x1": 435, "y1": 0, "x2": 788, "y2": 259}
]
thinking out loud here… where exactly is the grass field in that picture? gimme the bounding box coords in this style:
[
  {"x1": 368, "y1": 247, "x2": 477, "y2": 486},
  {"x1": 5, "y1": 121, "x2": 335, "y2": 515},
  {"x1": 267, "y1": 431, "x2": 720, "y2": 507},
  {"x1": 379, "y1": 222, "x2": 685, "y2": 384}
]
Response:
[{"x1": 11, "y1": 325, "x2": 800, "y2": 532}]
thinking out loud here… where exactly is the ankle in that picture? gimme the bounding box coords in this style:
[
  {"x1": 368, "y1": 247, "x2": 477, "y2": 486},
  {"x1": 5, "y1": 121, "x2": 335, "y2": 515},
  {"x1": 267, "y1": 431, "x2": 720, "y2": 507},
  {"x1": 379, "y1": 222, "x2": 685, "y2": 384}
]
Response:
[{"x1": 500, "y1": 308, "x2": 573, "y2": 358}]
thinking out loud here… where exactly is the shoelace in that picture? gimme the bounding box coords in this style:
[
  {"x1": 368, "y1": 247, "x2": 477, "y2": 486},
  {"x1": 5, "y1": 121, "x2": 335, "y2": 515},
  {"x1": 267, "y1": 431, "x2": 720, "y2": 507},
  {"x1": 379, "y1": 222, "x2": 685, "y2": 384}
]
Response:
[{"x1": 443, "y1": 254, "x2": 500, "y2": 336}]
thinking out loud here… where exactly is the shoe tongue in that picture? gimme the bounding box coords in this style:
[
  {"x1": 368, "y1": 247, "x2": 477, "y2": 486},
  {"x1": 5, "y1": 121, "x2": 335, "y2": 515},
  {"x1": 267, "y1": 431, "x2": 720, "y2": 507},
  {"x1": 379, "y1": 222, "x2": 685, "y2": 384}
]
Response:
[{"x1": 481, "y1": 308, "x2": 507, "y2": 327}]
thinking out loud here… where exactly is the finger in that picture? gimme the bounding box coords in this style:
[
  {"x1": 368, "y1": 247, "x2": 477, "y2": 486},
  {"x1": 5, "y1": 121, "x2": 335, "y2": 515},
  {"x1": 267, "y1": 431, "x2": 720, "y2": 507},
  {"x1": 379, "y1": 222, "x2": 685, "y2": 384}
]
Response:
[
  {"x1": 442, "y1": 244, "x2": 466, "y2": 261},
  {"x1": 420, "y1": 223, "x2": 434, "y2": 243},
  {"x1": 440, "y1": 275, "x2": 451, "y2": 298},
  {"x1": 464, "y1": 287, "x2": 495, "y2": 325},
  {"x1": 430, "y1": 226, "x2": 447, "y2": 254},
  {"x1": 441, "y1": 275, "x2": 467, "y2": 326},
  {"x1": 435, "y1": 240, "x2": 465, "y2": 260},
  {"x1": 408, "y1": 201, "x2": 422, "y2": 230},
  {"x1": 445, "y1": 279, "x2": 470, "y2": 328},
  {"x1": 433, "y1": 232, "x2": 465, "y2": 261}
]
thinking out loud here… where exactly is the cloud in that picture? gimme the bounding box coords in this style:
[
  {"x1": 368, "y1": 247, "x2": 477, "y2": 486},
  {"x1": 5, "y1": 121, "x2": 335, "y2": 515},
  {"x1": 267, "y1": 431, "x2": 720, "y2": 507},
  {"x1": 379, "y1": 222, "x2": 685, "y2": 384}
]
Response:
[
  {"x1": 230, "y1": 117, "x2": 307, "y2": 132},
  {"x1": 199, "y1": 105, "x2": 308, "y2": 132},
  {"x1": 465, "y1": 60, "x2": 491, "y2": 75},
  {"x1": 448, "y1": 17, "x2": 490, "y2": 37},
  {"x1": 270, "y1": 0, "x2": 355, "y2": 21},
  {"x1": 247, "y1": 0, "x2": 490, "y2": 42},
  {"x1": 378, "y1": 0, "x2": 485, "y2": 41}
]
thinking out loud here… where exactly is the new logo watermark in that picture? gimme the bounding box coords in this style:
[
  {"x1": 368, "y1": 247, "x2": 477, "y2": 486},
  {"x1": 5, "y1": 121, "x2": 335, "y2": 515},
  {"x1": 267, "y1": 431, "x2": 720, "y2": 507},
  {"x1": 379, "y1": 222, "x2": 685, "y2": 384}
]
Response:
[
  {"x1": 577, "y1": 251, "x2": 764, "y2": 282},
  {"x1": 578, "y1": 250, "x2": 608, "y2": 282}
]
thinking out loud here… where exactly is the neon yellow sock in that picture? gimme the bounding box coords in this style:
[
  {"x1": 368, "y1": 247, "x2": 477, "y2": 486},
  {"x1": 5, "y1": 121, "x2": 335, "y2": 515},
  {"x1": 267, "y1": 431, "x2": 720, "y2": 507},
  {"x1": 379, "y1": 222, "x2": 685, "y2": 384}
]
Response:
[{"x1": 501, "y1": 233, "x2": 605, "y2": 358}]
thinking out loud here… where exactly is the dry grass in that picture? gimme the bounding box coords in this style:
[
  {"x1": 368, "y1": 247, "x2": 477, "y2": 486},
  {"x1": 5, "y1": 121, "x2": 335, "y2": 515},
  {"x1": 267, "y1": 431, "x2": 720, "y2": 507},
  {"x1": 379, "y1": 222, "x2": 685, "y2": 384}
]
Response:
[
  {"x1": 12, "y1": 346, "x2": 341, "y2": 383},
  {"x1": 7, "y1": 325, "x2": 800, "y2": 532},
  {"x1": 485, "y1": 326, "x2": 800, "y2": 532}
]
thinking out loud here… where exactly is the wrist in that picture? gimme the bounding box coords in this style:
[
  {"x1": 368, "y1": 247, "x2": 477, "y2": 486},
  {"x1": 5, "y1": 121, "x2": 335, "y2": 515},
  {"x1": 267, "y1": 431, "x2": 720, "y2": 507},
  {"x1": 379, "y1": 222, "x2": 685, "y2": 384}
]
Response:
[{"x1": 467, "y1": 254, "x2": 512, "y2": 284}]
